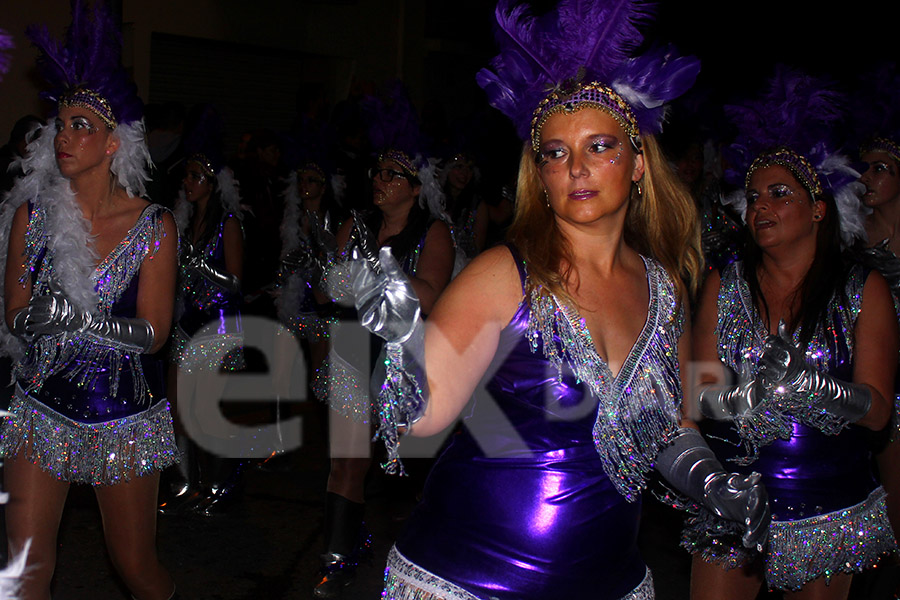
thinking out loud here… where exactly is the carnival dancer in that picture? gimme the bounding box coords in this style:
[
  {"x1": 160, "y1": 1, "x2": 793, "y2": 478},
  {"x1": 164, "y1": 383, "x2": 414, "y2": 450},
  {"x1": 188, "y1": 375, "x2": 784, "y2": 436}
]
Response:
[
  {"x1": 164, "y1": 104, "x2": 245, "y2": 517},
  {"x1": 439, "y1": 151, "x2": 489, "y2": 274},
  {"x1": 852, "y1": 62, "x2": 900, "y2": 597},
  {"x1": 329, "y1": 1, "x2": 770, "y2": 598},
  {"x1": 311, "y1": 81, "x2": 455, "y2": 598},
  {"x1": 0, "y1": 24, "x2": 26, "y2": 600},
  {"x1": 688, "y1": 67, "x2": 898, "y2": 599},
  {"x1": 0, "y1": 2, "x2": 179, "y2": 598}
]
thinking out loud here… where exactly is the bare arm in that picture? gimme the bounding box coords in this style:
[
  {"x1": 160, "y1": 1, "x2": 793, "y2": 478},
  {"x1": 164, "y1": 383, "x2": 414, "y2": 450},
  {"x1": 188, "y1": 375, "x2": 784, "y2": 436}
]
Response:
[
  {"x1": 408, "y1": 245, "x2": 522, "y2": 437},
  {"x1": 136, "y1": 210, "x2": 178, "y2": 353},
  {"x1": 407, "y1": 220, "x2": 454, "y2": 315},
  {"x1": 222, "y1": 216, "x2": 244, "y2": 282},
  {"x1": 851, "y1": 270, "x2": 898, "y2": 430}
]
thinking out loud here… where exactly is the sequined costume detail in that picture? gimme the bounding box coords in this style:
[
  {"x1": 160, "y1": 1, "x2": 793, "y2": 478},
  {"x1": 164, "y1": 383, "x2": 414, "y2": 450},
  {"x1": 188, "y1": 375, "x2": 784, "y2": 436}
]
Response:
[
  {"x1": 692, "y1": 260, "x2": 897, "y2": 590},
  {"x1": 0, "y1": 203, "x2": 177, "y2": 485},
  {"x1": 171, "y1": 213, "x2": 243, "y2": 372},
  {"x1": 379, "y1": 246, "x2": 681, "y2": 599},
  {"x1": 275, "y1": 210, "x2": 337, "y2": 341}
]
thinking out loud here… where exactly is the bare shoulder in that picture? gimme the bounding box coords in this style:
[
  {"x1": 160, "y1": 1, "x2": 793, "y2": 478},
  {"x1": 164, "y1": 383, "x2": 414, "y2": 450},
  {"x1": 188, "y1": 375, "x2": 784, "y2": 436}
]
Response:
[{"x1": 431, "y1": 244, "x2": 522, "y2": 327}]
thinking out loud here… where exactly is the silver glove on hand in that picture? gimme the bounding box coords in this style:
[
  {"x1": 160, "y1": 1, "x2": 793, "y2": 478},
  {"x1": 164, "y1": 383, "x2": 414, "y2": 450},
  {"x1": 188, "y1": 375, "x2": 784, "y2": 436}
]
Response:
[
  {"x1": 9, "y1": 308, "x2": 32, "y2": 341},
  {"x1": 698, "y1": 380, "x2": 760, "y2": 420},
  {"x1": 350, "y1": 246, "x2": 421, "y2": 344},
  {"x1": 186, "y1": 249, "x2": 241, "y2": 295},
  {"x1": 655, "y1": 427, "x2": 770, "y2": 550},
  {"x1": 25, "y1": 291, "x2": 155, "y2": 353},
  {"x1": 758, "y1": 322, "x2": 872, "y2": 422}
]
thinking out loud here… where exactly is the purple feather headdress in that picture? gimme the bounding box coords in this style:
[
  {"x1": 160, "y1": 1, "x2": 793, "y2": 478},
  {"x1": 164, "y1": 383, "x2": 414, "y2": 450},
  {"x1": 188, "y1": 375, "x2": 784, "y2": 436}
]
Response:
[
  {"x1": 0, "y1": 28, "x2": 13, "y2": 79},
  {"x1": 361, "y1": 80, "x2": 424, "y2": 178},
  {"x1": 26, "y1": 0, "x2": 142, "y2": 129},
  {"x1": 851, "y1": 62, "x2": 900, "y2": 164},
  {"x1": 722, "y1": 66, "x2": 867, "y2": 245},
  {"x1": 182, "y1": 103, "x2": 227, "y2": 177},
  {"x1": 475, "y1": 0, "x2": 699, "y2": 151}
]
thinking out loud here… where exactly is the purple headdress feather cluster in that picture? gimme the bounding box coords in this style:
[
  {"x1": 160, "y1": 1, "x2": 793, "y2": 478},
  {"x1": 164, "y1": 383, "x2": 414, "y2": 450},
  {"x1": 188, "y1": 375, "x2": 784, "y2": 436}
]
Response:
[
  {"x1": 182, "y1": 103, "x2": 227, "y2": 176},
  {"x1": 0, "y1": 28, "x2": 13, "y2": 78},
  {"x1": 360, "y1": 80, "x2": 424, "y2": 168},
  {"x1": 476, "y1": 0, "x2": 698, "y2": 143},
  {"x1": 721, "y1": 65, "x2": 867, "y2": 245},
  {"x1": 27, "y1": 0, "x2": 142, "y2": 127},
  {"x1": 849, "y1": 62, "x2": 900, "y2": 163}
]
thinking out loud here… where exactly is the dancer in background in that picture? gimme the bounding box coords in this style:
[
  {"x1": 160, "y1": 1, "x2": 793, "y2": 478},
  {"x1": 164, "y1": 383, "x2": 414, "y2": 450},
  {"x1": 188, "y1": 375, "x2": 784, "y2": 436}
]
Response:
[
  {"x1": 689, "y1": 67, "x2": 898, "y2": 600},
  {"x1": 164, "y1": 104, "x2": 245, "y2": 518}
]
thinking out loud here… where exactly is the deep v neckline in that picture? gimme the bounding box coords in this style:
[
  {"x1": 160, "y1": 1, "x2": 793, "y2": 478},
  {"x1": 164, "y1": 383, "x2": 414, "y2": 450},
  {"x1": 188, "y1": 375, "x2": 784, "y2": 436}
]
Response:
[
  {"x1": 92, "y1": 204, "x2": 156, "y2": 278},
  {"x1": 550, "y1": 256, "x2": 658, "y2": 389}
]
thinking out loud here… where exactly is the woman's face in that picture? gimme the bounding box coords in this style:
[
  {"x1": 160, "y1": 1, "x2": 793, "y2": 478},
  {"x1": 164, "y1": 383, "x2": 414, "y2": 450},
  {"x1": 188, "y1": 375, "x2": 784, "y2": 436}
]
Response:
[
  {"x1": 298, "y1": 169, "x2": 326, "y2": 202},
  {"x1": 54, "y1": 106, "x2": 118, "y2": 179},
  {"x1": 859, "y1": 150, "x2": 900, "y2": 209},
  {"x1": 537, "y1": 108, "x2": 643, "y2": 230},
  {"x1": 447, "y1": 160, "x2": 474, "y2": 192},
  {"x1": 745, "y1": 164, "x2": 822, "y2": 250},
  {"x1": 183, "y1": 161, "x2": 213, "y2": 204},
  {"x1": 371, "y1": 158, "x2": 420, "y2": 213}
]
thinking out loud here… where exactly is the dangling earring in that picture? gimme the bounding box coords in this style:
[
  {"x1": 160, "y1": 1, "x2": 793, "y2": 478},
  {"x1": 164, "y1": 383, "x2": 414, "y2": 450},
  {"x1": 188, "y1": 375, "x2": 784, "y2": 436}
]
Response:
[
  {"x1": 635, "y1": 180, "x2": 643, "y2": 198},
  {"x1": 544, "y1": 189, "x2": 550, "y2": 208}
]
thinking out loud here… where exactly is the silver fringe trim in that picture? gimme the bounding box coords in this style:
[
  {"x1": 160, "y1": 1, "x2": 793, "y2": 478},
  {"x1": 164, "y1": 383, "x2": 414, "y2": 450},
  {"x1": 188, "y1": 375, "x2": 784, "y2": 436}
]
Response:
[
  {"x1": 766, "y1": 486, "x2": 897, "y2": 591},
  {"x1": 170, "y1": 326, "x2": 244, "y2": 373},
  {"x1": 312, "y1": 351, "x2": 371, "y2": 424},
  {"x1": 526, "y1": 257, "x2": 683, "y2": 501},
  {"x1": 382, "y1": 546, "x2": 654, "y2": 600},
  {"x1": 0, "y1": 387, "x2": 178, "y2": 485}
]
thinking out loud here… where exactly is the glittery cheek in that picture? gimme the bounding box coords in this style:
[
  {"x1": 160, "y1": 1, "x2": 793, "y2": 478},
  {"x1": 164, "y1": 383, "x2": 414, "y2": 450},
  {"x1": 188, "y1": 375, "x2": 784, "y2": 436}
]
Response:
[{"x1": 609, "y1": 142, "x2": 623, "y2": 165}]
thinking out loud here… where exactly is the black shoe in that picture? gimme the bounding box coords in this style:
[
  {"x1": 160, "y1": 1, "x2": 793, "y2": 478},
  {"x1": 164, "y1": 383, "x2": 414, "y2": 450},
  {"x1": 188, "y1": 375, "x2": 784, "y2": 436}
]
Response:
[{"x1": 312, "y1": 553, "x2": 357, "y2": 599}]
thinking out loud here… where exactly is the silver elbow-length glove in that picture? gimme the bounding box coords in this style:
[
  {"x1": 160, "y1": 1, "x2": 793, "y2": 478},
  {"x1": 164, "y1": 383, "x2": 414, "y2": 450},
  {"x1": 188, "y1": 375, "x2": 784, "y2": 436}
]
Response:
[
  {"x1": 758, "y1": 323, "x2": 872, "y2": 422},
  {"x1": 697, "y1": 379, "x2": 761, "y2": 421},
  {"x1": 185, "y1": 247, "x2": 241, "y2": 295},
  {"x1": 24, "y1": 290, "x2": 155, "y2": 353},
  {"x1": 349, "y1": 245, "x2": 427, "y2": 428},
  {"x1": 655, "y1": 427, "x2": 770, "y2": 550}
]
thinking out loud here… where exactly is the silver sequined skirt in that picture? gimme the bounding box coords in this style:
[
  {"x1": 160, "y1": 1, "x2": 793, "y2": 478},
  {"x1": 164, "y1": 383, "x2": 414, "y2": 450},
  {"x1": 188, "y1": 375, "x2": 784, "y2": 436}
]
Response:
[
  {"x1": 0, "y1": 385, "x2": 178, "y2": 485},
  {"x1": 170, "y1": 324, "x2": 244, "y2": 373},
  {"x1": 382, "y1": 545, "x2": 655, "y2": 600},
  {"x1": 766, "y1": 486, "x2": 897, "y2": 591}
]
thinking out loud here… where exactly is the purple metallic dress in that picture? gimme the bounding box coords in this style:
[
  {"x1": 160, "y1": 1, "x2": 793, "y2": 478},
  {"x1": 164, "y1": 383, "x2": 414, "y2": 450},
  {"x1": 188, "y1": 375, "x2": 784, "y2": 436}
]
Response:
[
  {"x1": 382, "y1": 246, "x2": 684, "y2": 600},
  {"x1": 694, "y1": 261, "x2": 896, "y2": 590},
  {"x1": 170, "y1": 214, "x2": 243, "y2": 372},
  {"x1": 0, "y1": 203, "x2": 177, "y2": 485}
]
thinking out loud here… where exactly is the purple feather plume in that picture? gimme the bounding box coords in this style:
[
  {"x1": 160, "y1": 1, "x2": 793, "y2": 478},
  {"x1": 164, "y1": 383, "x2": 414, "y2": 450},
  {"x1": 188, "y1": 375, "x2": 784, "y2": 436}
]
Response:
[
  {"x1": 724, "y1": 65, "x2": 845, "y2": 186},
  {"x1": 26, "y1": 0, "x2": 142, "y2": 125},
  {"x1": 361, "y1": 80, "x2": 424, "y2": 161},
  {"x1": 0, "y1": 28, "x2": 13, "y2": 77},
  {"x1": 476, "y1": 0, "x2": 698, "y2": 139}
]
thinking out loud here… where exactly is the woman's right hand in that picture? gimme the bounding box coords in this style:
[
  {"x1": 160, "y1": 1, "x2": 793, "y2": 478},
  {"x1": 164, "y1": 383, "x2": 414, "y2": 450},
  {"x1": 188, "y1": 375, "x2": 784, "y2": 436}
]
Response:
[{"x1": 349, "y1": 246, "x2": 421, "y2": 344}]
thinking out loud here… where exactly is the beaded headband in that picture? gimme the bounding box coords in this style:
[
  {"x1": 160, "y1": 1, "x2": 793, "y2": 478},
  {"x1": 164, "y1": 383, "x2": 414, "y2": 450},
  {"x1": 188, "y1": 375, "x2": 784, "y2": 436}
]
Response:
[
  {"x1": 745, "y1": 147, "x2": 823, "y2": 197},
  {"x1": 187, "y1": 153, "x2": 216, "y2": 179},
  {"x1": 378, "y1": 149, "x2": 418, "y2": 180},
  {"x1": 298, "y1": 161, "x2": 326, "y2": 182},
  {"x1": 59, "y1": 87, "x2": 117, "y2": 130},
  {"x1": 860, "y1": 137, "x2": 900, "y2": 166},
  {"x1": 531, "y1": 81, "x2": 640, "y2": 152}
]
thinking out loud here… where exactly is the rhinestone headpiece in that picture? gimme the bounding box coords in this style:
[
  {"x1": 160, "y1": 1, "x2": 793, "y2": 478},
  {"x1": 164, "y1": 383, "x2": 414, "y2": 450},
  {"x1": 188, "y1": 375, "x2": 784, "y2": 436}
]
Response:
[
  {"x1": 860, "y1": 137, "x2": 900, "y2": 166},
  {"x1": 379, "y1": 149, "x2": 418, "y2": 179},
  {"x1": 531, "y1": 81, "x2": 639, "y2": 152},
  {"x1": 59, "y1": 87, "x2": 117, "y2": 130},
  {"x1": 746, "y1": 147, "x2": 823, "y2": 197},
  {"x1": 187, "y1": 153, "x2": 216, "y2": 179}
]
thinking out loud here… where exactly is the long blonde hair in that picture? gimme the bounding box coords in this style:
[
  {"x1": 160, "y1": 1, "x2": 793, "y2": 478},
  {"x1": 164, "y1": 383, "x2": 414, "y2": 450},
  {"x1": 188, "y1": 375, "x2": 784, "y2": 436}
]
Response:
[{"x1": 507, "y1": 133, "x2": 703, "y2": 305}]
